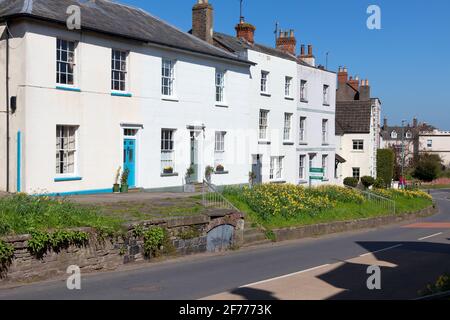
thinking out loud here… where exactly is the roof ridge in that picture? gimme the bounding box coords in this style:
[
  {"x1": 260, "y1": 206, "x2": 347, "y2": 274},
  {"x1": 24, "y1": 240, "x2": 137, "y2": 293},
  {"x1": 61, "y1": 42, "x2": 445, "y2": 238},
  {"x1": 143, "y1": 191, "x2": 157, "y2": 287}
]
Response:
[{"x1": 101, "y1": 0, "x2": 239, "y2": 60}]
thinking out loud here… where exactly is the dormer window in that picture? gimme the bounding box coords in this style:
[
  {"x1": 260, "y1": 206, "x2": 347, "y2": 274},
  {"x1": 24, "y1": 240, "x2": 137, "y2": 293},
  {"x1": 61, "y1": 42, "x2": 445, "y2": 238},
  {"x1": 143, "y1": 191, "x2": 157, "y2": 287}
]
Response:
[
  {"x1": 391, "y1": 131, "x2": 398, "y2": 139},
  {"x1": 405, "y1": 131, "x2": 412, "y2": 139}
]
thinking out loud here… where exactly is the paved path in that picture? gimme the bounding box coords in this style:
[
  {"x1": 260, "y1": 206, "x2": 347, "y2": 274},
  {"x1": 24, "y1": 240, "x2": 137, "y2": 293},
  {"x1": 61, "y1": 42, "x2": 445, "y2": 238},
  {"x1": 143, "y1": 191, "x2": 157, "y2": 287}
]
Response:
[
  {"x1": 0, "y1": 190, "x2": 449, "y2": 300},
  {"x1": 64, "y1": 192, "x2": 202, "y2": 204}
]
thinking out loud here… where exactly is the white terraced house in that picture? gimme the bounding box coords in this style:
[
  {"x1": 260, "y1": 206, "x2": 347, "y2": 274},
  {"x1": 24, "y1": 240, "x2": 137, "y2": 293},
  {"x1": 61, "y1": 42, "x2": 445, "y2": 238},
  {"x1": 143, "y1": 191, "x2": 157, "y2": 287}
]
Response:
[{"x1": 0, "y1": 0, "x2": 338, "y2": 195}]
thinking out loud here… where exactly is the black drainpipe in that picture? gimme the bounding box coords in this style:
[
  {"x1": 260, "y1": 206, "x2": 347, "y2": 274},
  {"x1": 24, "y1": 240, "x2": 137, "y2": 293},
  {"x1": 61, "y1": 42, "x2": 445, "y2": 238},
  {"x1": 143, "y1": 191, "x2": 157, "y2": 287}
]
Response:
[{"x1": 5, "y1": 21, "x2": 10, "y2": 192}]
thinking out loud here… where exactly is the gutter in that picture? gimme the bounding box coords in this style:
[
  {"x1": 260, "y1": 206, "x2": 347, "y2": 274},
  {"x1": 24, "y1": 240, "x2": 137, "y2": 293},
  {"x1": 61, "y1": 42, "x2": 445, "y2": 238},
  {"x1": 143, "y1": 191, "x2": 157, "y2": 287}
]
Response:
[{"x1": 5, "y1": 21, "x2": 10, "y2": 192}]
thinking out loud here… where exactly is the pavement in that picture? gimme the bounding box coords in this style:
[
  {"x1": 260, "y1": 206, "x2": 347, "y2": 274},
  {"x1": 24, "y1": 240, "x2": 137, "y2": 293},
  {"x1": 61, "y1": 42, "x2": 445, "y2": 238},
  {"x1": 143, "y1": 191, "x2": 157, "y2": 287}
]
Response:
[
  {"x1": 0, "y1": 189, "x2": 449, "y2": 300},
  {"x1": 63, "y1": 192, "x2": 202, "y2": 204}
]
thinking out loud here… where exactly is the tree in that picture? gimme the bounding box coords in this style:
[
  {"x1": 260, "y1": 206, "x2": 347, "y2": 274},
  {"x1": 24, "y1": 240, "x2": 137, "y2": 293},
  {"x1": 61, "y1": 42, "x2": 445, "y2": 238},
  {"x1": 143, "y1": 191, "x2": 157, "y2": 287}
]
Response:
[
  {"x1": 412, "y1": 153, "x2": 442, "y2": 182},
  {"x1": 377, "y1": 149, "x2": 395, "y2": 188}
]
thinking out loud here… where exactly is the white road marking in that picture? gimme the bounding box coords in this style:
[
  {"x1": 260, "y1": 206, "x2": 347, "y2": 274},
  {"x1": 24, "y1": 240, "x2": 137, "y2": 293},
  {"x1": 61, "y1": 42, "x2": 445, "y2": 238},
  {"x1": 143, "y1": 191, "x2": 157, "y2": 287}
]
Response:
[
  {"x1": 418, "y1": 232, "x2": 443, "y2": 241},
  {"x1": 240, "y1": 264, "x2": 331, "y2": 288},
  {"x1": 359, "y1": 244, "x2": 403, "y2": 257}
]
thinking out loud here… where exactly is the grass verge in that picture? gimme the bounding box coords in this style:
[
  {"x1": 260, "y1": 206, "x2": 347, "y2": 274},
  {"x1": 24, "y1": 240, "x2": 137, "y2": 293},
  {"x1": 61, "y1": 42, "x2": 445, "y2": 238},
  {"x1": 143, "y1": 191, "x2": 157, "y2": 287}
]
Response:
[{"x1": 224, "y1": 186, "x2": 433, "y2": 230}]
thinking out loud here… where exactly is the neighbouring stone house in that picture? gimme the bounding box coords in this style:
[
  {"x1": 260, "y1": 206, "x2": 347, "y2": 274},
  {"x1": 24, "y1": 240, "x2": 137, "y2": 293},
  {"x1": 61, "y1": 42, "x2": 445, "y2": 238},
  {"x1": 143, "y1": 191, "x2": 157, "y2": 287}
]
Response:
[{"x1": 335, "y1": 67, "x2": 382, "y2": 182}]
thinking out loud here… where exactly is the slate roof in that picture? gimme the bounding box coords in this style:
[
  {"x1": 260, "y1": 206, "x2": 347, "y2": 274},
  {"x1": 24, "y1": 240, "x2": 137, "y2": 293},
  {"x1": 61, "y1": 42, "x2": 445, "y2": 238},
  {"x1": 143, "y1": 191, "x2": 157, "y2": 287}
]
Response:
[
  {"x1": 0, "y1": 0, "x2": 250, "y2": 65},
  {"x1": 381, "y1": 126, "x2": 415, "y2": 141},
  {"x1": 335, "y1": 102, "x2": 372, "y2": 135},
  {"x1": 214, "y1": 32, "x2": 312, "y2": 67}
]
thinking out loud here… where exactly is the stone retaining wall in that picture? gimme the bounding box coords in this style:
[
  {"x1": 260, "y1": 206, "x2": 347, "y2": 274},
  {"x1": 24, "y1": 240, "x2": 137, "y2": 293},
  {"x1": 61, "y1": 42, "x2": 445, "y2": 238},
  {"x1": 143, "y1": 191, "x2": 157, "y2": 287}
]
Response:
[
  {"x1": 273, "y1": 206, "x2": 437, "y2": 242},
  {"x1": 1, "y1": 211, "x2": 244, "y2": 285}
]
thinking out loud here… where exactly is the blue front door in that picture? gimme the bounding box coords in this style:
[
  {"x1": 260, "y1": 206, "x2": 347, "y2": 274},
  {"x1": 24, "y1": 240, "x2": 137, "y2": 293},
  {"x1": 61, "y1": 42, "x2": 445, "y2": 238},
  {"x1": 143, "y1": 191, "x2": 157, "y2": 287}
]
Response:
[{"x1": 123, "y1": 139, "x2": 136, "y2": 187}]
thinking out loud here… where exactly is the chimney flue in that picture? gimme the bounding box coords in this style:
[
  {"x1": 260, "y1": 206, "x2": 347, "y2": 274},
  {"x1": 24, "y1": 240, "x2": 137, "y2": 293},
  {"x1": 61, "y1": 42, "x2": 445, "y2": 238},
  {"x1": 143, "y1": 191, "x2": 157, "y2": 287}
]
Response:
[
  {"x1": 192, "y1": 0, "x2": 214, "y2": 44},
  {"x1": 276, "y1": 28, "x2": 296, "y2": 55}
]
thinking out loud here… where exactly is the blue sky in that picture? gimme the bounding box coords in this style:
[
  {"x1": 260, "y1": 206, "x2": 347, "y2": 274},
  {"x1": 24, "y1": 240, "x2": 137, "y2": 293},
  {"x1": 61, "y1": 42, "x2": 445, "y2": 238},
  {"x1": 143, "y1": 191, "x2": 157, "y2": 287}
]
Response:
[{"x1": 121, "y1": 0, "x2": 450, "y2": 129}]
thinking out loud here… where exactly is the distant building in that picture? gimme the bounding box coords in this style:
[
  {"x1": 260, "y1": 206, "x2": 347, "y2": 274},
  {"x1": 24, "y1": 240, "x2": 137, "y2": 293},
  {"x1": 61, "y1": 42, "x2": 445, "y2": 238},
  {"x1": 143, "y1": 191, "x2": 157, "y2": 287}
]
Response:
[
  {"x1": 419, "y1": 130, "x2": 450, "y2": 168},
  {"x1": 335, "y1": 67, "x2": 382, "y2": 182}
]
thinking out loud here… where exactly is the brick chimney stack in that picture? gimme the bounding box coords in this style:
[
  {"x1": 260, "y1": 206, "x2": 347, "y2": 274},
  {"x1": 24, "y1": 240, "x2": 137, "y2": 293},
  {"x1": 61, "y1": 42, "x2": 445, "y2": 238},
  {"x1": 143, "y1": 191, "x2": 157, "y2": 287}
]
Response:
[
  {"x1": 347, "y1": 76, "x2": 360, "y2": 91},
  {"x1": 299, "y1": 44, "x2": 315, "y2": 66},
  {"x1": 192, "y1": 0, "x2": 214, "y2": 44},
  {"x1": 235, "y1": 19, "x2": 256, "y2": 44},
  {"x1": 338, "y1": 67, "x2": 348, "y2": 87},
  {"x1": 276, "y1": 29, "x2": 297, "y2": 55},
  {"x1": 359, "y1": 78, "x2": 371, "y2": 100}
]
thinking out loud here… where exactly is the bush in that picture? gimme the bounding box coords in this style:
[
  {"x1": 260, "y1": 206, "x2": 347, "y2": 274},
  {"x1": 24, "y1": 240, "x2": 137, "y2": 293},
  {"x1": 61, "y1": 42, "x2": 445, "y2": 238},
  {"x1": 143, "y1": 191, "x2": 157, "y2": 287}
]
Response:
[
  {"x1": 373, "y1": 177, "x2": 386, "y2": 189},
  {"x1": 361, "y1": 176, "x2": 375, "y2": 189},
  {"x1": 143, "y1": 227, "x2": 165, "y2": 257},
  {"x1": 413, "y1": 154, "x2": 442, "y2": 182},
  {"x1": 344, "y1": 177, "x2": 359, "y2": 188},
  {"x1": 377, "y1": 149, "x2": 395, "y2": 188}
]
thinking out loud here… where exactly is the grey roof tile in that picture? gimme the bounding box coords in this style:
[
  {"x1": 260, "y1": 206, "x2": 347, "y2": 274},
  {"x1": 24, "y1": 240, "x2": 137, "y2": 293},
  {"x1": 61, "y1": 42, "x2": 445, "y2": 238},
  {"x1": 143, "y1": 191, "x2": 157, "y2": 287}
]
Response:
[{"x1": 0, "y1": 0, "x2": 250, "y2": 65}]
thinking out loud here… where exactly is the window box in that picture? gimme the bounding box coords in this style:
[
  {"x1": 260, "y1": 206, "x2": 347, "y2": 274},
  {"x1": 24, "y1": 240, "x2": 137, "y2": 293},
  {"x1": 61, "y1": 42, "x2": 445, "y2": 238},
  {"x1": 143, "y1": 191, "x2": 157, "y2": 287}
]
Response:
[
  {"x1": 163, "y1": 166, "x2": 174, "y2": 174},
  {"x1": 215, "y1": 164, "x2": 225, "y2": 173},
  {"x1": 283, "y1": 141, "x2": 294, "y2": 146},
  {"x1": 214, "y1": 170, "x2": 229, "y2": 175},
  {"x1": 258, "y1": 140, "x2": 271, "y2": 145}
]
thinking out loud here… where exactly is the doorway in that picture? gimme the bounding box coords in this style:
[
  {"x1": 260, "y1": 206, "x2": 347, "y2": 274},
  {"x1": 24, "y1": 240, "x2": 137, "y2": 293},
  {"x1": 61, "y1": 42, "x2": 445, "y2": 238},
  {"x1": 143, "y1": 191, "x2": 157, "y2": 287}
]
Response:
[
  {"x1": 252, "y1": 154, "x2": 263, "y2": 185},
  {"x1": 190, "y1": 131, "x2": 200, "y2": 182}
]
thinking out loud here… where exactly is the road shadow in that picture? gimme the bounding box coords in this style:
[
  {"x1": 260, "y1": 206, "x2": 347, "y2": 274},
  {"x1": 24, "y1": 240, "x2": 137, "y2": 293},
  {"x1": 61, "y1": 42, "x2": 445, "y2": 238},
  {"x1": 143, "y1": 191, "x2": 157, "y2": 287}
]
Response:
[
  {"x1": 230, "y1": 287, "x2": 279, "y2": 300},
  {"x1": 316, "y1": 240, "x2": 450, "y2": 300}
]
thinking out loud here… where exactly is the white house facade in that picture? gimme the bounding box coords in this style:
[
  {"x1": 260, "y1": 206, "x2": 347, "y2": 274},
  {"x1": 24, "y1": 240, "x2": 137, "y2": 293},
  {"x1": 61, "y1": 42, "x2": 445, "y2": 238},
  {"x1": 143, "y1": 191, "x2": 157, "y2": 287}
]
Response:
[
  {"x1": 419, "y1": 130, "x2": 450, "y2": 168},
  {"x1": 1, "y1": 0, "x2": 339, "y2": 195}
]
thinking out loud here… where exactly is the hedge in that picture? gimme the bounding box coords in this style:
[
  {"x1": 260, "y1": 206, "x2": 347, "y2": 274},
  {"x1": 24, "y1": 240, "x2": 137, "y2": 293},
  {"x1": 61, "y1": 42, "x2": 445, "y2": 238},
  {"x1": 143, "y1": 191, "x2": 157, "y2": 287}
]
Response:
[{"x1": 377, "y1": 149, "x2": 395, "y2": 188}]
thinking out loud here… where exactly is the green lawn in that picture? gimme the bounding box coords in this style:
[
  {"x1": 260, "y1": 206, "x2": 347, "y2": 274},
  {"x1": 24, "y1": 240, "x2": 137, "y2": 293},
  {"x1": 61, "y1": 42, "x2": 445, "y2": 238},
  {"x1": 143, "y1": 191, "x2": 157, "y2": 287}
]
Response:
[
  {"x1": 224, "y1": 189, "x2": 433, "y2": 230},
  {"x1": 0, "y1": 194, "x2": 206, "y2": 236}
]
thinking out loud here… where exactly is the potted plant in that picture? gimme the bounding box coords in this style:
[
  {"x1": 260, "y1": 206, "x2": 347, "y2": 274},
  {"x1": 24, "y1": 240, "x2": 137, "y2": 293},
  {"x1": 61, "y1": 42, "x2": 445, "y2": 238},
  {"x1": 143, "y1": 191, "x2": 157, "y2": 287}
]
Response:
[
  {"x1": 120, "y1": 168, "x2": 130, "y2": 193},
  {"x1": 163, "y1": 166, "x2": 174, "y2": 174},
  {"x1": 185, "y1": 165, "x2": 195, "y2": 184},
  {"x1": 216, "y1": 164, "x2": 225, "y2": 173},
  {"x1": 113, "y1": 166, "x2": 121, "y2": 193},
  {"x1": 205, "y1": 166, "x2": 214, "y2": 182}
]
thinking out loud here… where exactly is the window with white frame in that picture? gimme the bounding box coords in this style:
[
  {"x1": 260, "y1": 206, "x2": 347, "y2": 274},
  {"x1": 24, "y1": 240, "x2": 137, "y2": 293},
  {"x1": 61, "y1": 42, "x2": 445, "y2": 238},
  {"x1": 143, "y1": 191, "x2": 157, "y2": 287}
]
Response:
[
  {"x1": 285, "y1": 76, "x2": 293, "y2": 97},
  {"x1": 162, "y1": 59, "x2": 175, "y2": 96},
  {"x1": 214, "y1": 131, "x2": 226, "y2": 167},
  {"x1": 352, "y1": 167, "x2": 361, "y2": 180},
  {"x1": 300, "y1": 80, "x2": 308, "y2": 101},
  {"x1": 161, "y1": 129, "x2": 175, "y2": 172},
  {"x1": 323, "y1": 85, "x2": 330, "y2": 105},
  {"x1": 405, "y1": 131, "x2": 412, "y2": 139},
  {"x1": 215, "y1": 70, "x2": 225, "y2": 103},
  {"x1": 322, "y1": 155, "x2": 328, "y2": 180},
  {"x1": 322, "y1": 119, "x2": 329, "y2": 144},
  {"x1": 56, "y1": 125, "x2": 77, "y2": 175},
  {"x1": 353, "y1": 139, "x2": 364, "y2": 150},
  {"x1": 261, "y1": 71, "x2": 269, "y2": 93},
  {"x1": 391, "y1": 131, "x2": 398, "y2": 139},
  {"x1": 283, "y1": 113, "x2": 292, "y2": 141},
  {"x1": 56, "y1": 39, "x2": 76, "y2": 85},
  {"x1": 299, "y1": 117, "x2": 306, "y2": 143},
  {"x1": 427, "y1": 139, "x2": 433, "y2": 148},
  {"x1": 270, "y1": 156, "x2": 284, "y2": 180},
  {"x1": 299, "y1": 155, "x2": 306, "y2": 180},
  {"x1": 111, "y1": 49, "x2": 127, "y2": 91},
  {"x1": 259, "y1": 110, "x2": 269, "y2": 140}
]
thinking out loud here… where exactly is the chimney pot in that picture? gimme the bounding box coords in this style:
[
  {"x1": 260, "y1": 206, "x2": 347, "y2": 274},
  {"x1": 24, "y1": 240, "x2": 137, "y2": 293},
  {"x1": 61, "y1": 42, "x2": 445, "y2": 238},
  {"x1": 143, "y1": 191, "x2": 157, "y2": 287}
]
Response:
[{"x1": 276, "y1": 27, "x2": 297, "y2": 55}]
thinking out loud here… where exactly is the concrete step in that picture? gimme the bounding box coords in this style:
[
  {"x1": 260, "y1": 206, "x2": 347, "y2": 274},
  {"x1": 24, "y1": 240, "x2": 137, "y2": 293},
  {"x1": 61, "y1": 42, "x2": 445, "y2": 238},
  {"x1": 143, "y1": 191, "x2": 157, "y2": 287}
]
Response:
[{"x1": 128, "y1": 188, "x2": 144, "y2": 193}]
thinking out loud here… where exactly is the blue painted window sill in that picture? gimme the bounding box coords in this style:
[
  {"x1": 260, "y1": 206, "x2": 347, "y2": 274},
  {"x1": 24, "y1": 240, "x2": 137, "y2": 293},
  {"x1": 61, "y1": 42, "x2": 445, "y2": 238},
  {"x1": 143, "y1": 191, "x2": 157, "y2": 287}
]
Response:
[
  {"x1": 54, "y1": 177, "x2": 83, "y2": 182},
  {"x1": 56, "y1": 86, "x2": 81, "y2": 92},
  {"x1": 111, "y1": 92, "x2": 132, "y2": 97}
]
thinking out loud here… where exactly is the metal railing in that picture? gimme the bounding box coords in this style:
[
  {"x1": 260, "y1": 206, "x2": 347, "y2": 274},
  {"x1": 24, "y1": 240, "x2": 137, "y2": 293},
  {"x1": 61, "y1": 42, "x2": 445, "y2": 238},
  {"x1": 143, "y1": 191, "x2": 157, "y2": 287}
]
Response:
[
  {"x1": 202, "y1": 180, "x2": 239, "y2": 211},
  {"x1": 347, "y1": 186, "x2": 396, "y2": 214}
]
